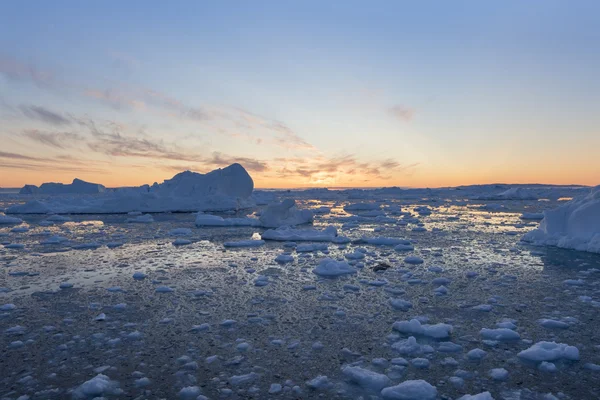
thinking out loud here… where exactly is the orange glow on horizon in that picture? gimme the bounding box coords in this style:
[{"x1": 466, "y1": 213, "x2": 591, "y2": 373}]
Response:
[{"x1": 1, "y1": 164, "x2": 598, "y2": 189}]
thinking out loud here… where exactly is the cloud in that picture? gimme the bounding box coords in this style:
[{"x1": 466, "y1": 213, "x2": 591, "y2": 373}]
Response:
[
  {"x1": 388, "y1": 105, "x2": 415, "y2": 122},
  {"x1": 18, "y1": 105, "x2": 71, "y2": 125},
  {"x1": 21, "y1": 129, "x2": 84, "y2": 149},
  {"x1": 270, "y1": 154, "x2": 418, "y2": 183},
  {"x1": 0, "y1": 150, "x2": 108, "y2": 174},
  {"x1": 208, "y1": 152, "x2": 268, "y2": 172},
  {"x1": 0, "y1": 151, "x2": 40, "y2": 161},
  {"x1": 84, "y1": 89, "x2": 146, "y2": 111},
  {"x1": 0, "y1": 161, "x2": 107, "y2": 174},
  {"x1": 0, "y1": 56, "x2": 55, "y2": 88}
]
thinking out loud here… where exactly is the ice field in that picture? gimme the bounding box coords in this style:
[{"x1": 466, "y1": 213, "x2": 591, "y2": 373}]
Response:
[{"x1": 1, "y1": 166, "x2": 599, "y2": 399}]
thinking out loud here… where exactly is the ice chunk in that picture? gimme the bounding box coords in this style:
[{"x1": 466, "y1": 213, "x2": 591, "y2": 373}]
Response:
[
  {"x1": 0, "y1": 215, "x2": 23, "y2": 225},
  {"x1": 259, "y1": 199, "x2": 314, "y2": 227},
  {"x1": 178, "y1": 386, "x2": 202, "y2": 399},
  {"x1": 195, "y1": 214, "x2": 259, "y2": 227},
  {"x1": 479, "y1": 328, "x2": 521, "y2": 341},
  {"x1": 172, "y1": 238, "x2": 192, "y2": 246},
  {"x1": 392, "y1": 319, "x2": 452, "y2": 339},
  {"x1": 539, "y1": 319, "x2": 569, "y2": 329},
  {"x1": 344, "y1": 203, "x2": 380, "y2": 212},
  {"x1": 355, "y1": 237, "x2": 409, "y2": 246},
  {"x1": 467, "y1": 348, "x2": 487, "y2": 360},
  {"x1": 520, "y1": 212, "x2": 544, "y2": 220},
  {"x1": 457, "y1": 392, "x2": 494, "y2": 400},
  {"x1": 403, "y1": 256, "x2": 424, "y2": 264},
  {"x1": 380, "y1": 379, "x2": 437, "y2": 400},
  {"x1": 313, "y1": 258, "x2": 357, "y2": 277},
  {"x1": 262, "y1": 226, "x2": 337, "y2": 241},
  {"x1": 126, "y1": 214, "x2": 154, "y2": 223},
  {"x1": 341, "y1": 365, "x2": 391, "y2": 391},
  {"x1": 306, "y1": 375, "x2": 330, "y2": 390},
  {"x1": 223, "y1": 240, "x2": 265, "y2": 248},
  {"x1": 72, "y1": 374, "x2": 121, "y2": 399},
  {"x1": 169, "y1": 228, "x2": 192, "y2": 236},
  {"x1": 518, "y1": 341, "x2": 580, "y2": 362},
  {"x1": 489, "y1": 368, "x2": 508, "y2": 381},
  {"x1": 390, "y1": 299, "x2": 413, "y2": 311}
]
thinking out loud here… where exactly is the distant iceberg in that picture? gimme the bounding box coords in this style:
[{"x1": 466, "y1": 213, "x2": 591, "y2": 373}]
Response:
[
  {"x1": 19, "y1": 178, "x2": 105, "y2": 195},
  {"x1": 7, "y1": 163, "x2": 254, "y2": 214}
]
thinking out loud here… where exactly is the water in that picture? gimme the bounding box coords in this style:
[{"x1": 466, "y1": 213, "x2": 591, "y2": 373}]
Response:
[{"x1": 1, "y1": 198, "x2": 599, "y2": 399}]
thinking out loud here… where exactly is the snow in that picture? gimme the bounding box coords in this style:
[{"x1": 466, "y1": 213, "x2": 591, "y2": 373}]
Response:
[
  {"x1": 517, "y1": 341, "x2": 580, "y2": 362},
  {"x1": 522, "y1": 186, "x2": 600, "y2": 253},
  {"x1": 261, "y1": 226, "x2": 337, "y2": 241},
  {"x1": 8, "y1": 164, "x2": 254, "y2": 214},
  {"x1": 380, "y1": 379, "x2": 437, "y2": 400},
  {"x1": 312, "y1": 258, "x2": 357, "y2": 277},
  {"x1": 20, "y1": 178, "x2": 105, "y2": 195},
  {"x1": 0, "y1": 215, "x2": 23, "y2": 224},
  {"x1": 258, "y1": 199, "x2": 314, "y2": 227},
  {"x1": 392, "y1": 319, "x2": 452, "y2": 339},
  {"x1": 341, "y1": 365, "x2": 391, "y2": 391}
]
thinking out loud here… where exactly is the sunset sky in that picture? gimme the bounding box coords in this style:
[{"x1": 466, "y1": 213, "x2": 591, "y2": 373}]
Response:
[{"x1": 1, "y1": 1, "x2": 599, "y2": 188}]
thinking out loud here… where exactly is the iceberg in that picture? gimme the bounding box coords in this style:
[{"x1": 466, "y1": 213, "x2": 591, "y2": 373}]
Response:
[
  {"x1": 522, "y1": 186, "x2": 600, "y2": 253},
  {"x1": 7, "y1": 164, "x2": 254, "y2": 214},
  {"x1": 19, "y1": 178, "x2": 105, "y2": 195}
]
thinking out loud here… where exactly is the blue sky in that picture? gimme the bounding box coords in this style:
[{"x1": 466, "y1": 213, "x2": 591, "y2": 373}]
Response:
[{"x1": 1, "y1": 0, "x2": 599, "y2": 187}]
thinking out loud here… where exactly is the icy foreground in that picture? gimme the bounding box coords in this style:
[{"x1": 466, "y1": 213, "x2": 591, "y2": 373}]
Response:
[
  {"x1": 7, "y1": 163, "x2": 254, "y2": 214},
  {"x1": 1, "y1": 182, "x2": 599, "y2": 399},
  {"x1": 522, "y1": 186, "x2": 600, "y2": 253}
]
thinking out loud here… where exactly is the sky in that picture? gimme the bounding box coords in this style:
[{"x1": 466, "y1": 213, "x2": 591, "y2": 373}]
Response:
[{"x1": 1, "y1": 0, "x2": 599, "y2": 188}]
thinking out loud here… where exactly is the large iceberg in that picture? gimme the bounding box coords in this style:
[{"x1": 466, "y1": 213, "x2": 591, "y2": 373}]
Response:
[
  {"x1": 19, "y1": 178, "x2": 106, "y2": 195},
  {"x1": 522, "y1": 186, "x2": 600, "y2": 253},
  {"x1": 7, "y1": 164, "x2": 255, "y2": 214}
]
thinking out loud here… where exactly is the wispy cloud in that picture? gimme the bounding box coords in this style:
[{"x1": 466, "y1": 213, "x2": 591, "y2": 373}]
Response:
[
  {"x1": 18, "y1": 104, "x2": 71, "y2": 125},
  {"x1": 0, "y1": 56, "x2": 55, "y2": 88},
  {"x1": 270, "y1": 154, "x2": 418, "y2": 183},
  {"x1": 388, "y1": 105, "x2": 415, "y2": 122},
  {"x1": 208, "y1": 152, "x2": 268, "y2": 172},
  {"x1": 21, "y1": 129, "x2": 84, "y2": 149},
  {"x1": 0, "y1": 151, "x2": 40, "y2": 161}
]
